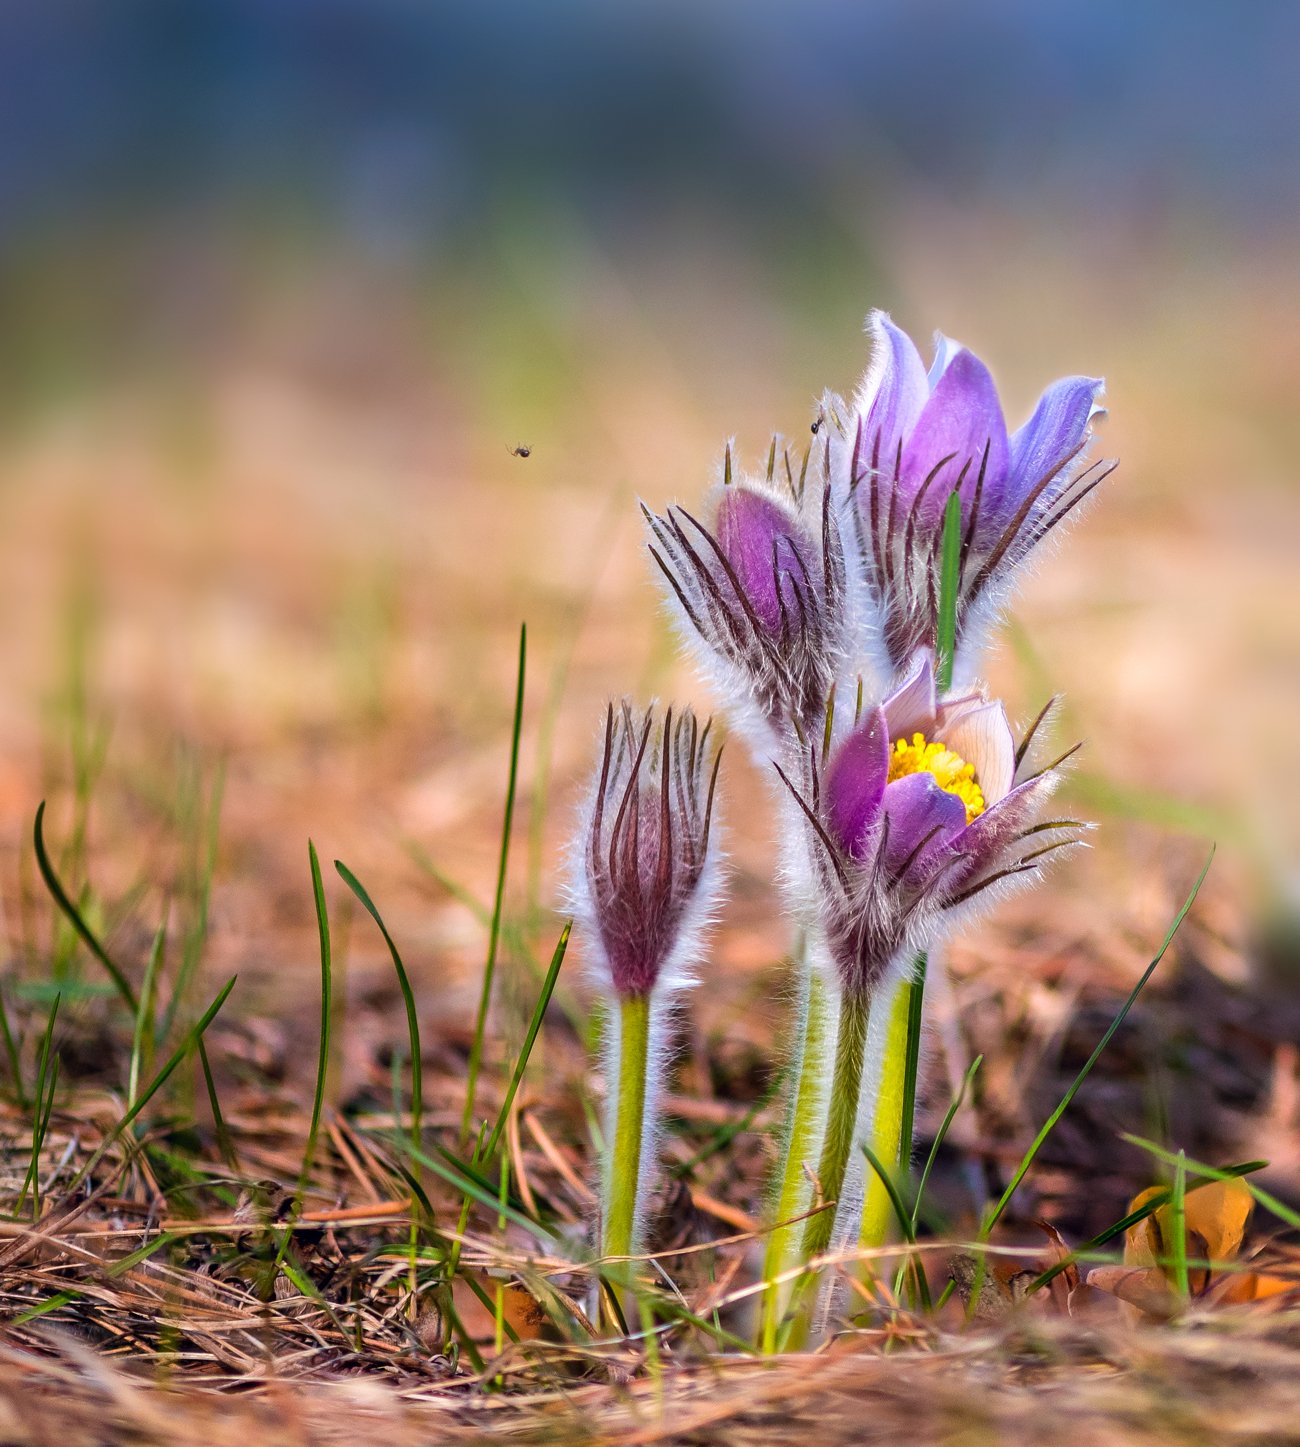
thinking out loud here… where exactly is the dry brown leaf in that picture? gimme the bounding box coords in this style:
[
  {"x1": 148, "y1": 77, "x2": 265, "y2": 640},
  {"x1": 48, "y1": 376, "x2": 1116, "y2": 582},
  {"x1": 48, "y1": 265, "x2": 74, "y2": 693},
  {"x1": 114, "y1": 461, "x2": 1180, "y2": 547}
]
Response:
[
  {"x1": 1033, "y1": 1219, "x2": 1081, "y2": 1315},
  {"x1": 1089, "y1": 1177, "x2": 1262, "y2": 1319},
  {"x1": 451, "y1": 1272, "x2": 550, "y2": 1343}
]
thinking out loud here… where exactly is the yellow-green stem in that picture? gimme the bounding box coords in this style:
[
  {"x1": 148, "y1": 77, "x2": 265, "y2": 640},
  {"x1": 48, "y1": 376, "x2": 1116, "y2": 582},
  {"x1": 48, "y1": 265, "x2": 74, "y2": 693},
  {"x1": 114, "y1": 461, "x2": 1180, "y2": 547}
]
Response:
[
  {"x1": 860, "y1": 977, "x2": 911, "y2": 1251},
  {"x1": 800, "y1": 990, "x2": 871, "y2": 1265},
  {"x1": 604, "y1": 993, "x2": 651, "y2": 1293},
  {"x1": 759, "y1": 963, "x2": 832, "y2": 1352}
]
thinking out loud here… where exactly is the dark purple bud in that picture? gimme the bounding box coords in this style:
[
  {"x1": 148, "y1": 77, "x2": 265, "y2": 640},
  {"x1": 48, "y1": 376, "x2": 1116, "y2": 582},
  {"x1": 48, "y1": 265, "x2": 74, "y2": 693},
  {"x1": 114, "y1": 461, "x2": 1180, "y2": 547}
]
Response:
[
  {"x1": 644, "y1": 470, "x2": 848, "y2": 748},
  {"x1": 572, "y1": 702, "x2": 724, "y2": 998}
]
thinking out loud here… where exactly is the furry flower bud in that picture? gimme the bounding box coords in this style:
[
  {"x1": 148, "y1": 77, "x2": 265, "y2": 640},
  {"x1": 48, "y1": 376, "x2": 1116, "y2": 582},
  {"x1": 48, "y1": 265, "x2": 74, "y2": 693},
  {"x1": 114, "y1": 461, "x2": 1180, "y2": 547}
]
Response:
[
  {"x1": 643, "y1": 464, "x2": 849, "y2": 752},
  {"x1": 779, "y1": 653, "x2": 1084, "y2": 1000},
  {"x1": 570, "y1": 702, "x2": 724, "y2": 999},
  {"x1": 831, "y1": 310, "x2": 1114, "y2": 681}
]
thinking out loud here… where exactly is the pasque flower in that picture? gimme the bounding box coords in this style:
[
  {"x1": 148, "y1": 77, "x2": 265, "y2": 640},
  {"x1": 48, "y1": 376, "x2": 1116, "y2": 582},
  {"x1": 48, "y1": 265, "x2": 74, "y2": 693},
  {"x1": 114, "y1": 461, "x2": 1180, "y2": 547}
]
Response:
[
  {"x1": 568, "y1": 701, "x2": 724, "y2": 1279},
  {"x1": 779, "y1": 652, "x2": 1086, "y2": 1280},
  {"x1": 783, "y1": 651, "x2": 1083, "y2": 1001},
  {"x1": 831, "y1": 310, "x2": 1113, "y2": 681},
  {"x1": 643, "y1": 460, "x2": 849, "y2": 750}
]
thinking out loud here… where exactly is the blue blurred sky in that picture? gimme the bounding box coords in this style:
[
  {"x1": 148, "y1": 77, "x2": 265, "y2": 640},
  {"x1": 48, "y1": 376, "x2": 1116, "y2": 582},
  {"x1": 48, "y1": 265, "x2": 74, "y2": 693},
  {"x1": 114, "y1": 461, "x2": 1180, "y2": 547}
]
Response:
[{"x1": 2, "y1": 0, "x2": 1297, "y2": 257}]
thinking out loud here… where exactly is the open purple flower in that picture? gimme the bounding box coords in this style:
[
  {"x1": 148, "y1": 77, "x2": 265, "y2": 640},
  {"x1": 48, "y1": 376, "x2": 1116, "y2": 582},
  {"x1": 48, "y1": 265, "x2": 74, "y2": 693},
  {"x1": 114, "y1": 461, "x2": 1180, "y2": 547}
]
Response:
[
  {"x1": 570, "y1": 701, "x2": 724, "y2": 999},
  {"x1": 643, "y1": 463, "x2": 849, "y2": 751},
  {"x1": 834, "y1": 310, "x2": 1114, "y2": 680},
  {"x1": 778, "y1": 653, "x2": 1084, "y2": 999}
]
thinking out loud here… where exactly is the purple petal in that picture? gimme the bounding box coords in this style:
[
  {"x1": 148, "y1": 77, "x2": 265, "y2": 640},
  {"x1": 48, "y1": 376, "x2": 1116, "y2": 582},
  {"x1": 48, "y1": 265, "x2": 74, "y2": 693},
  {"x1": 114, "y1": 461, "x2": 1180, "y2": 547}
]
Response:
[
  {"x1": 900, "y1": 349, "x2": 1010, "y2": 527},
  {"x1": 881, "y1": 772, "x2": 968, "y2": 881},
  {"x1": 853, "y1": 312, "x2": 930, "y2": 483},
  {"x1": 1009, "y1": 376, "x2": 1104, "y2": 502},
  {"x1": 949, "y1": 772, "x2": 1052, "y2": 883},
  {"x1": 714, "y1": 486, "x2": 805, "y2": 633},
  {"x1": 825, "y1": 707, "x2": 889, "y2": 858}
]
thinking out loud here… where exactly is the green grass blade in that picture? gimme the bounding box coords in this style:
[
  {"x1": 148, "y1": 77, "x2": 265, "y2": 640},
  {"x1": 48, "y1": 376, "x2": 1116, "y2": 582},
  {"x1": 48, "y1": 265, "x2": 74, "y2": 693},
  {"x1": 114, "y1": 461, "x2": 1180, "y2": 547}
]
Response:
[
  {"x1": 18, "y1": 994, "x2": 61, "y2": 1217},
  {"x1": 860, "y1": 1140, "x2": 930, "y2": 1310},
  {"x1": 128, "y1": 915, "x2": 167, "y2": 1105},
  {"x1": 898, "y1": 953, "x2": 928, "y2": 1169},
  {"x1": 161, "y1": 761, "x2": 225, "y2": 1041},
  {"x1": 0, "y1": 984, "x2": 27, "y2": 1110},
  {"x1": 983, "y1": 848, "x2": 1214, "y2": 1235},
  {"x1": 910, "y1": 1054, "x2": 982, "y2": 1232},
  {"x1": 69, "y1": 975, "x2": 238, "y2": 1192},
  {"x1": 482, "y1": 920, "x2": 570, "y2": 1162},
  {"x1": 393, "y1": 1138, "x2": 554, "y2": 1242},
  {"x1": 335, "y1": 860, "x2": 423, "y2": 1155},
  {"x1": 461, "y1": 622, "x2": 526, "y2": 1144},
  {"x1": 1169, "y1": 1148, "x2": 1189, "y2": 1299},
  {"x1": 1121, "y1": 1135, "x2": 1300, "y2": 1231},
  {"x1": 935, "y1": 489, "x2": 963, "y2": 691},
  {"x1": 903, "y1": 482, "x2": 957, "y2": 1190},
  {"x1": 1030, "y1": 1191, "x2": 1169, "y2": 1294},
  {"x1": 198, "y1": 1038, "x2": 239, "y2": 1172},
  {"x1": 296, "y1": 842, "x2": 333, "y2": 1210},
  {"x1": 1029, "y1": 1157, "x2": 1267, "y2": 1295},
  {"x1": 33, "y1": 801, "x2": 137, "y2": 1015}
]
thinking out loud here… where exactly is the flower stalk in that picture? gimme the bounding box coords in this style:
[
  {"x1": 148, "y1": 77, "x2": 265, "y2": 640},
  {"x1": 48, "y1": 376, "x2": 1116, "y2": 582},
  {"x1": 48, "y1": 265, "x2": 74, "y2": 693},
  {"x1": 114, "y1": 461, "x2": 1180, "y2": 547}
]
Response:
[
  {"x1": 802, "y1": 988, "x2": 871, "y2": 1265},
  {"x1": 859, "y1": 974, "x2": 911, "y2": 1253},
  {"x1": 566, "y1": 702, "x2": 724, "y2": 1327},
  {"x1": 603, "y1": 992, "x2": 651, "y2": 1283},
  {"x1": 759, "y1": 954, "x2": 835, "y2": 1352}
]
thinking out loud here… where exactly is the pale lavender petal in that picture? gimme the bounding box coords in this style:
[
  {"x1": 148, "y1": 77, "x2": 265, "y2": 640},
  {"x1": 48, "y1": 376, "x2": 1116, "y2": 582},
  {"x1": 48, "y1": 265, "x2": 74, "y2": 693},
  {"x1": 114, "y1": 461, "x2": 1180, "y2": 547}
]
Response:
[
  {"x1": 927, "y1": 330, "x2": 961, "y2": 388},
  {"x1": 825, "y1": 706, "x2": 889, "y2": 858},
  {"x1": 881, "y1": 772, "x2": 967, "y2": 881},
  {"x1": 900, "y1": 349, "x2": 1010, "y2": 524},
  {"x1": 853, "y1": 311, "x2": 930, "y2": 480},
  {"x1": 715, "y1": 486, "x2": 802, "y2": 633},
  {"x1": 1009, "y1": 375, "x2": 1104, "y2": 502},
  {"x1": 941, "y1": 699, "x2": 1016, "y2": 807},
  {"x1": 881, "y1": 651, "x2": 937, "y2": 743}
]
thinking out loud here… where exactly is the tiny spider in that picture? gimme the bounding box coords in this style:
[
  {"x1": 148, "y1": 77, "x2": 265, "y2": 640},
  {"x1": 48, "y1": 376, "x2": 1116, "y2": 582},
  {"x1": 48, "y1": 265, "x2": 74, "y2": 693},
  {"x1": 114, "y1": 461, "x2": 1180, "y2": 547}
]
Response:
[{"x1": 508, "y1": 444, "x2": 531, "y2": 458}]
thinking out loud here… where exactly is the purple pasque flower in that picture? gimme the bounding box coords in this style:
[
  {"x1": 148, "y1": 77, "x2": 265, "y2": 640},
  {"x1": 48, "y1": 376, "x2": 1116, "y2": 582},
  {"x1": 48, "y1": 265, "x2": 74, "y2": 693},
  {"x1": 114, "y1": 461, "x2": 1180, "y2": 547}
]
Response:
[
  {"x1": 643, "y1": 454, "x2": 849, "y2": 751},
  {"x1": 835, "y1": 310, "x2": 1114, "y2": 679},
  {"x1": 570, "y1": 701, "x2": 724, "y2": 998},
  {"x1": 777, "y1": 653, "x2": 1084, "y2": 1000}
]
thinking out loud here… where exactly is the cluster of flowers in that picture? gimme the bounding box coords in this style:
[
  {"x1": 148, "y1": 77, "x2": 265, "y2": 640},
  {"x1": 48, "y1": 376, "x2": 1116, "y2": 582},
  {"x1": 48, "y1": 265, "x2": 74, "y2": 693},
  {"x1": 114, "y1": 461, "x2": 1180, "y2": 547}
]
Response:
[{"x1": 566, "y1": 311, "x2": 1113, "y2": 1333}]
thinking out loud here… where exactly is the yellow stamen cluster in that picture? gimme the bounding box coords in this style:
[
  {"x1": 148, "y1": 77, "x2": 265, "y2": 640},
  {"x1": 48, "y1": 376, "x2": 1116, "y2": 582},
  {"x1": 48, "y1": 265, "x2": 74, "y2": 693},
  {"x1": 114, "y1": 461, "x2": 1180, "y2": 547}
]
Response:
[{"x1": 887, "y1": 733, "x2": 985, "y2": 823}]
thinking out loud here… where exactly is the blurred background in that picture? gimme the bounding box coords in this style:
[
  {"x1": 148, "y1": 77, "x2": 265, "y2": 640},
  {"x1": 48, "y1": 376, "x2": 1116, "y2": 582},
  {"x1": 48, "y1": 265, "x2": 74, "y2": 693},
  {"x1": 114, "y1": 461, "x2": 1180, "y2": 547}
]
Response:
[{"x1": 1, "y1": 1, "x2": 1297, "y2": 1228}]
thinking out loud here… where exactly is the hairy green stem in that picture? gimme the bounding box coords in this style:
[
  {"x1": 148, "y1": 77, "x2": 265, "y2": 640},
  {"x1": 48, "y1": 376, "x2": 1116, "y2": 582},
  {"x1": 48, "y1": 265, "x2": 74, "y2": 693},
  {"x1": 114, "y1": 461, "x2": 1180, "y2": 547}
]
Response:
[
  {"x1": 800, "y1": 989, "x2": 871, "y2": 1265},
  {"x1": 759, "y1": 957, "x2": 834, "y2": 1352},
  {"x1": 859, "y1": 975, "x2": 911, "y2": 1252},
  {"x1": 604, "y1": 993, "x2": 651, "y2": 1286}
]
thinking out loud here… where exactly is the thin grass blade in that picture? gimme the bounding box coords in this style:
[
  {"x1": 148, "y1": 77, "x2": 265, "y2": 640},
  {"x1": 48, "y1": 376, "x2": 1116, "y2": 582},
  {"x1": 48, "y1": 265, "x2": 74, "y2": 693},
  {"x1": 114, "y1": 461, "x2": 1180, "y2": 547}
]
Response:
[
  {"x1": 482, "y1": 920, "x2": 570, "y2": 1162},
  {"x1": 33, "y1": 801, "x2": 137, "y2": 1014},
  {"x1": 69, "y1": 975, "x2": 237, "y2": 1192},
  {"x1": 983, "y1": 847, "x2": 1214, "y2": 1234},
  {"x1": 461, "y1": 622, "x2": 527, "y2": 1144},
  {"x1": 336, "y1": 859, "x2": 422, "y2": 1155},
  {"x1": 935, "y1": 489, "x2": 963, "y2": 691}
]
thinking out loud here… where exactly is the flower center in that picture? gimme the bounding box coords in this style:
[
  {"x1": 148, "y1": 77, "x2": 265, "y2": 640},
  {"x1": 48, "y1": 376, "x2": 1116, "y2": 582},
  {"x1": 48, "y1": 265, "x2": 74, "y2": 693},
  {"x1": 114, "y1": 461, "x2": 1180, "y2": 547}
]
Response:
[{"x1": 887, "y1": 733, "x2": 985, "y2": 823}]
